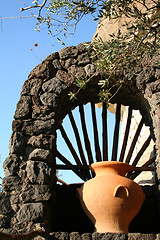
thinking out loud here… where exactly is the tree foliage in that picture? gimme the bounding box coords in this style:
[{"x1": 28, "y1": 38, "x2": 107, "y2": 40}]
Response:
[{"x1": 18, "y1": 0, "x2": 160, "y2": 101}]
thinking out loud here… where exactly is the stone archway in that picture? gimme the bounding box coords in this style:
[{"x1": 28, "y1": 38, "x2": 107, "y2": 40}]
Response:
[{"x1": 0, "y1": 43, "x2": 160, "y2": 237}]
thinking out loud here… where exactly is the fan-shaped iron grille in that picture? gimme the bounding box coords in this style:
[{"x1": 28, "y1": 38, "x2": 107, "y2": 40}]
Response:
[{"x1": 56, "y1": 102, "x2": 155, "y2": 182}]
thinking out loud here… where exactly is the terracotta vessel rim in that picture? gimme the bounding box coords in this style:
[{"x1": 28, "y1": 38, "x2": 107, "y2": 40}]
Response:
[{"x1": 90, "y1": 161, "x2": 133, "y2": 170}]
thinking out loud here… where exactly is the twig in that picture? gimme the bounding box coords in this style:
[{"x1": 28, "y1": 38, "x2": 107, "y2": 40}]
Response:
[
  {"x1": 0, "y1": 15, "x2": 38, "y2": 20},
  {"x1": 20, "y1": 0, "x2": 48, "y2": 16}
]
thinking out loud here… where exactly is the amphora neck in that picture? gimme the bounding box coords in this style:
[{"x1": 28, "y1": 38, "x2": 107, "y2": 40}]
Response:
[{"x1": 90, "y1": 161, "x2": 133, "y2": 177}]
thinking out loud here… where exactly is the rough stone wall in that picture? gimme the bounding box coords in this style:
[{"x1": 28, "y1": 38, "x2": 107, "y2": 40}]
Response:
[
  {"x1": 0, "y1": 43, "x2": 103, "y2": 234},
  {"x1": 44, "y1": 232, "x2": 160, "y2": 240},
  {"x1": 0, "y1": 42, "x2": 160, "y2": 238}
]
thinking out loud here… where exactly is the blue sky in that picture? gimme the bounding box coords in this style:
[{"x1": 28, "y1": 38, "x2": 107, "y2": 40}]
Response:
[{"x1": 0, "y1": 1, "x2": 99, "y2": 182}]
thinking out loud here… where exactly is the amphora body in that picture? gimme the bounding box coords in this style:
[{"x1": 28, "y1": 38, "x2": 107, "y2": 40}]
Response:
[{"x1": 77, "y1": 161, "x2": 145, "y2": 234}]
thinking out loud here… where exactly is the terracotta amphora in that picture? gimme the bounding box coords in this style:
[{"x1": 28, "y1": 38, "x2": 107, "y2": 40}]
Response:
[{"x1": 77, "y1": 161, "x2": 145, "y2": 234}]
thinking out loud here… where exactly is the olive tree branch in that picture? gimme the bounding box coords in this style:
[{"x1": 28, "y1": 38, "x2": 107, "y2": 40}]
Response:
[
  {"x1": 20, "y1": 0, "x2": 48, "y2": 17},
  {"x1": 0, "y1": 15, "x2": 38, "y2": 20}
]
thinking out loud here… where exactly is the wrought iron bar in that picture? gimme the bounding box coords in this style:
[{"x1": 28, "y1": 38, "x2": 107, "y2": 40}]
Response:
[
  {"x1": 129, "y1": 155, "x2": 156, "y2": 180},
  {"x1": 68, "y1": 111, "x2": 88, "y2": 166},
  {"x1": 131, "y1": 135, "x2": 152, "y2": 167},
  {"x1": 59, "y1": 125, "x2": 82, "y2": 167},
  {"x1": 102, "y1": 102, "x2": 108, "y2": 161},
  {"x1": 91, "y1": 102, "x2": 102, "y2": 162},
  {"x1": 56, "y1": 150, "x2": 84, "y2": 180},
  {"x1": 111, "y1": 103, "x2": 121, "y2": 161},
  {"x1": 79, "y1": 104, "x2": 94, "y2": 165},
  {"x1": 125, "y1": 118, "x2": 144, "y2": 164},
  {"x1": 119, "y1": 106, "x2": 132, "y2": 162}
]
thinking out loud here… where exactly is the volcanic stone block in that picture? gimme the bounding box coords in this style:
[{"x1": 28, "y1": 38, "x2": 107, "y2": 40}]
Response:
[
  {"x1": 128, "y1": 233, "x2": 156, "y2": 240},
  {"x1": 84, "y1": 64, "x2": 96, "y2": 77},
  {"x1": 70, "y1": 232, "x2": 82, "y2": 240},
  {"x1": 28, "y1": 149, "x2": 52, "y2": 162},
  {"x1": 92, "y1": 232, "x2": 127, "y2": 240},
  {"x1": 3, "y1": 154, "x2": 22, "y2": 177},
  {"x1": 21, "y1": 78, "x2": 43, "y2": 96},
  {"x1": 59, "y1": 46, "x2": 78, "y2": 60},
  {"x1": 40, "y1": 92, "x2": 58, "y2": 107},
  {"x1": 0, "y1": 215, "x2": 10, "y2": 228},
  {"x1": 22, "y1": 119, "x2": 55, "y2": 135},
  {"x1": 28, "y1": 61, "x2": 56, "y2": 80},
  {"x1": 26, "y1": 160, "x2": 51, "y2": 184},
  {"x1": 76, "y1": 42, "x2": 89, "y2": 53},
  {"x1": 19, "y1": 184, "x2": 51, "y2": 202},
  {"x1": 64, "y1": 58, "x2": 77, "y2": 68},
  {"x1": 52, "y1": 59, "x2": 62, "y2": 70},
  {"x1": 16, "y1": 203, "x2": 44, "y2": 223},
  {"x1": 77, "y1": 52, "x2": 90, "y2": 66},
  {"x1": 14, "y1": 96, "x2": 32, "y2": 119},
  {"x1": 51, "y1": 232, "x2": 69, "y2": 240},
  {"x1": 45, "y1": 52, "x2": 59, "y2": 61},
  {"x1": 9, "y1": 132, "x2": 26, "y2": 154},
  {"x1": 68, "y1": 65, "x2": 86, "y2": 79},
  {"x1": 56, "y1": 70, "x2": 74, "y2": 85},
  {"x1": 2, "y1": 176, "x2": 23, "y2": 193},
  {"x1": 0, "y1": 193, "x2": 12, "y2": 215},
  {"x1": 27, "y1": 134, "x2": 55, "y2": 150},
  {"x1": 42, "y1": 77, "x2": 66, "y2": 94}
]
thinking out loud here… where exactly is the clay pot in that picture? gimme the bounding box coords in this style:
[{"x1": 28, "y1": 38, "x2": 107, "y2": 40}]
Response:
[{"x1": 77, "y1": 161, "x2": 145, "y2": 234}]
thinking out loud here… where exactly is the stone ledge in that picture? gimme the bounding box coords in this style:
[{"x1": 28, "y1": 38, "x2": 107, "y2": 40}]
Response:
[{"x1": 46, "y1": 232, "x2": 160, "y2": 240}]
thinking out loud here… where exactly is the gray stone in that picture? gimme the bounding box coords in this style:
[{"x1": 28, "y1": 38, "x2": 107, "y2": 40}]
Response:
[
  {"x1": 45, "y1": 52, "x2": 59, "y2": 61},
  {"x1": 28, "y1": 61, "x2": 56, "y2": 80},
  {"x1": 22, "y1": 119, "x2": 55, "y2": 135},
  {"x1": 81, "y1": 233, "x2": 92, "y2": 240},
  {"x1": 28, "y1": 148, "x2": 52, "y2": 162},
  {"x1": 51, "y1": 232, "x2": 69, "y2": 240},
  {"x1": 10, "y1": 194, "x2": 20, "y2": 212},
  {"x1": 12, "y1": 119, "x2": 23, "y2": 132},
  {"x1": 84, "y1": 64, "x2": 96, "y2": 77},
  {"x1": 143, "y1": 66, "x2": 155, "y2": 81},
  {"x1": 32, "y1": 104, "x2": 55, "y2": 120},
  {"x1": 152, "y1": 93, "x2": 160, "y2": 105},
  {"x1": 136, "y1": 71, "x2": 146, "y2": 92},
  {"x1": 2, "y1": 176, "x2": 23, "y2": 193},
  {"x1": 21, "y1": 78, "x2": 43, "y2": 96},
  {"x1": 151, "y1": 53, "x2": 160, "y2": 68},
  {"x1": 3, "y1": 154, "x2": 22, "y2": 177},
  {"x1": 52, "y1": 58, "x2": 62, "y2": 70},
  {"x1": 56, "y1": 70, "x2": 74, "y2": 85},
  {"x1": 76, "y1": 42, "x2": 89, "y2": 53},
  {"x1": 42, "y1": 77, "x2": 66, "y2": 94},
  {"x1": 59, "y1": 46, "x2": 78, "y2": 60},
  {"x1": 0, "y1": 193, "x2": 12, "y2": 215},
  {"x1": 19, "y1": 184, "x2": 51, "y2": 202},
  {"x1": 70, "y1": 232, "x2": 82, "y2": 240},
  {"x1": 77, "y1": 52, "x2": 90, "y2": 66},
  {"x1": 145, "y1": 80, "x2": 160, "y2": 97},
  {"x1": 68, "y1": 65, "x2": 86, "y2": 79},
  {"x1": 26, "y1": 160, "x2": 51, "y2": 184},
  {"x1": 30, "y1": 80, "x2": 42, "y2": 96},
  {"x1": 9, "y1": 132, "x2": 26, "y2": 154},
  {"x1": 155, "y1": 69, "x2": 160, "y2": 79},
  {"x1": 14, "y1": 96, "x2": 32, "y2": 119},
  {"x1": 27, "y1": 134, "x2": 55, "y2": 150},
  {"x1": 40, "y1": 92, "x2": 58, "y2": 107},
  {"x1": 128, "y1": 233, "x2": 156, "y2": 240},
  {"x1": 16, "y1": 203, "x2": 44, "y2": 222},
  {"x1": 92, "y1": 232, "x2": 127, "y2": 240},
  {"x1": 0, "y1": 215, "x2": 10, "y2": 228},
  {"x1": 64, "y1": 58, "x2": 77, "y2": 68}
]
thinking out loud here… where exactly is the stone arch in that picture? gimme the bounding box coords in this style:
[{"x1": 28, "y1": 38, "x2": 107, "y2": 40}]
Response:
[{"x1": 1, "y1": 43, "x2": 160, "y2": 235}]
